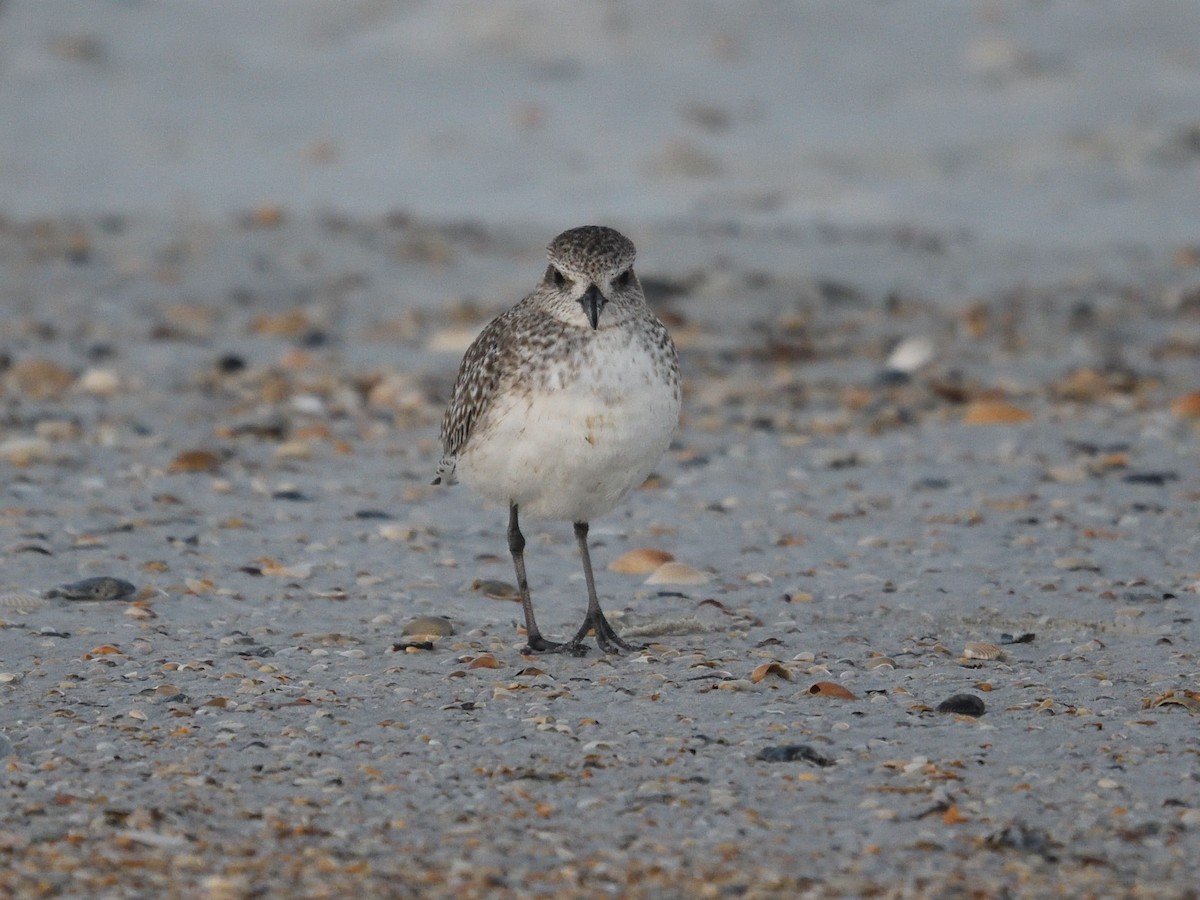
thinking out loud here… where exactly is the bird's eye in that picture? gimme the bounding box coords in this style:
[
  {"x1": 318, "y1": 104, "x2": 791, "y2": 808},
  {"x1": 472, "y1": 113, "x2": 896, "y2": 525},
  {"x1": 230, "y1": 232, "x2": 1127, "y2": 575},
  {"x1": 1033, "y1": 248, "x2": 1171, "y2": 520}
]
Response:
[
  {"x1": 547, "y1": 266, "x2": 568, "y2": 287},
  {"x1": 615, "y1": 268, "x2": 633, "y2": 288}
]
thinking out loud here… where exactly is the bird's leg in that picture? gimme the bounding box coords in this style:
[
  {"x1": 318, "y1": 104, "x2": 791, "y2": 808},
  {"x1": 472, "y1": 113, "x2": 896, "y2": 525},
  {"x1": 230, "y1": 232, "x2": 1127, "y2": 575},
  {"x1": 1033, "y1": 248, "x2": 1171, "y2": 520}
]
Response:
[
  {"x1": 509, "y1": 504, "x2": 582, "y2": 655},
  {"x1": 567, "y1": 521, "x2": 646, "y2": 653}
]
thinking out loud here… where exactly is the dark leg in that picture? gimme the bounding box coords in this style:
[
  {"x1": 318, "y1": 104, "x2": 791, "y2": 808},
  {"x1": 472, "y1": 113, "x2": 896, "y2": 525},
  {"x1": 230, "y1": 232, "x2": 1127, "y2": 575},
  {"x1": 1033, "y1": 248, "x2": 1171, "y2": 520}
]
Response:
[
  {"x1": 567, "y1": 521, "x2": 646, "y2": 653},
  {"x1": 508, "y1": 504, "x2": 583, "y2": 655}
]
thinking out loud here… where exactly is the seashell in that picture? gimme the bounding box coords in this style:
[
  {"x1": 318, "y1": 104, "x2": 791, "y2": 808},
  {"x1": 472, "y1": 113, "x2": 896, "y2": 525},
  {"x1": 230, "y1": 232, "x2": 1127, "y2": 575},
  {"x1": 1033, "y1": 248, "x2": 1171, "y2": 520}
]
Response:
[
  {"x1": 607, "y1": 547, "x2": 675, "y2": 574},
  {"x1": 254, "y1": 559, "x2": 311, "y2": 580},
  {"x1": 749, "y1": 662, "x2": 791, "y2": 683},
  {"x1": 942, "y1": 806, "x2": 970, "y2": 825},
  {"x1": 402, "y1": 616, "x2": 454, "y2": 638},
  {"x1": 34, "y1": 419, "x2": 81, "y2": 441},
  {"x1": 8, "y1": 358, "x2": 74, "y2": 400},
  {"x1": 272, "y1": 440, "x2": 313, "y2": 461},
  {"x1": 0, "y1": 594, "x2": 47, "y2": 612},
  {"x1": 962, "y1": 401, "x2": 1033, "y2": 425},
  {"x1": 76, "y1": 368, "x2": 122, "y2": 396},
  {"x1": 0, "y1": 437, "x2": 53, "y2": 466},
  {"x1": 1147, "y1": 690, "x2": 1200, "y2": 714},
  {"x1": 1169, "y1": 390, "x2": 1200, "y2": 420},
  {"x1": 1053, "y1": 367, "x2": 1109, "y2": 402},
  {"x1": 168, "y1": 449, "x2": 224, "y2": 474},
  {"x1": 961, "y1": 641, "x2": 1002, "y2": 661},
  {"x1": 378, "y1": 524, "x2": 416, "y2": 541},
  {"x1": 644, "y1": 562, "x2": 709, "y2": 586},
  {"x1": 84, "y1": 644, "x2": 124, "y2": 658},
  {"x1": 714, "y1": 679, "x2": 754, "y2": 692},
  {"x1": 250, "y1": 310, "x2": 310, "y2": 338},
  {"x1": 393, "y1": 641, "x2": 434, "y2": 653},
  {"x1": 807, "y1": 681, "x2": 856, "y2": 700},
  {"x1": 365, "y1": 373, "x2": 427, "y2": 412},
  {"x1": 470, "y1": 579, "x2": 520, "y2": 601},
  {"x1": 884, "y1": 335, "x2": 935, "y2": 374}
]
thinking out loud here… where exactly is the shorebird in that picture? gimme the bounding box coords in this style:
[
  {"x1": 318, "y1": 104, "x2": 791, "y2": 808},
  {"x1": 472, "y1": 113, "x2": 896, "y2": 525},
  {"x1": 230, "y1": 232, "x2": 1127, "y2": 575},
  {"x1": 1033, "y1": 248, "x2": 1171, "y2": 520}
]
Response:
[{"x1": 434, "y1": 225, "x2": 680, "y2": 654}]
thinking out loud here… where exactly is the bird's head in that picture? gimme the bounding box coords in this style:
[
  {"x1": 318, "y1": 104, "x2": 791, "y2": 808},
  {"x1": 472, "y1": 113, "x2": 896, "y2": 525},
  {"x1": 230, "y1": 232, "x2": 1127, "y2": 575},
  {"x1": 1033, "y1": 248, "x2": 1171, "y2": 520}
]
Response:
[{"x1": 542, "y1": 225, "x2": 641, "y2": 330}]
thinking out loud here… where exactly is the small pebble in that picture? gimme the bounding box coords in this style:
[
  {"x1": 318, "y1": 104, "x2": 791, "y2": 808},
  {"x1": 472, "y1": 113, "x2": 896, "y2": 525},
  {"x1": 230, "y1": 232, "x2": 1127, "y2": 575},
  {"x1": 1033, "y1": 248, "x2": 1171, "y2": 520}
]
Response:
[
  {"x1": 271, "y1": 489, "x2": 312, "y2": 501},
  {"x1": 354, "y1": 509, "x2": 393, "y2": 520},
  {"x1": 985, "y1": 823, "x2": 1057, "y2": 858},
  {"x1": 1122, "y1": 471, "x2": 1177, "y2": 486},
  {"x1": 937, "y1": 693, "x2": 986, "y2": 716},
  {"x1": 46, "y1": 577, "x2": 137, "y2": 602},
  {"x1": 755, "y1": 744, "x2": 834, "y2": 766}
]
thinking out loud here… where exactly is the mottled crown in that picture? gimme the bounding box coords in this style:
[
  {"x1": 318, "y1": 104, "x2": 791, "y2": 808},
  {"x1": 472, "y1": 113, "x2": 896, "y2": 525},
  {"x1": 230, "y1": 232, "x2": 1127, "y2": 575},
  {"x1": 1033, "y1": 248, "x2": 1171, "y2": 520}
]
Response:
[{"x1": 547, "y1": 226, "x2": 636, "y2": 281}]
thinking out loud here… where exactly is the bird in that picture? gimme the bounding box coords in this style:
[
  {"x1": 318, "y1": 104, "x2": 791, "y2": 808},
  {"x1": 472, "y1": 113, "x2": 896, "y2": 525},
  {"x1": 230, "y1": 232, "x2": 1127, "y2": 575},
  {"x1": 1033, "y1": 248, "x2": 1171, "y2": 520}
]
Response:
[{"x1": 433, "y1": 225, "x2": 681, "y2": 654}]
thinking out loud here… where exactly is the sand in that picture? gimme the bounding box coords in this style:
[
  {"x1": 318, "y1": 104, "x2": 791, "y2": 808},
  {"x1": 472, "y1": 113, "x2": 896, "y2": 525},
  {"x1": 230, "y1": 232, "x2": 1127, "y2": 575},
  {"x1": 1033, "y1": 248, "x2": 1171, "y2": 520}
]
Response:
[{"x1": 1, "y1": 2, "x2": 1199, "y2": 896}]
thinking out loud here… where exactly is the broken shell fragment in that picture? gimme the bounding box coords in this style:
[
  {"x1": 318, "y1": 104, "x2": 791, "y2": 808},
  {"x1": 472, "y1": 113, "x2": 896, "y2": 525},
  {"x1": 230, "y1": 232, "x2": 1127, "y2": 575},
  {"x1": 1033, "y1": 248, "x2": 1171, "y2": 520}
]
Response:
[
  {"x1": 608, "y1": 547, "x2": 675, "y2": 574},
  {"x1": 963, "y1": 401, "x2": 1033, "y2": 425},
  {"x1": 402, "y1": 616, "x2": 454, "y2": 638},
  {"x1": 961, "y1": 641, "x2": 1003, "y2": 661},
  {"x1": 470, "y1": 579, "x2": 520, "y2": 601},
  {"x1": 750, "y1": 662, "x2": 791, "y2": 683},
  {"x1": 466, "y1": 655, "x2": 501, "y2": 670},
  {"x1": 808, "y1": 681, "x2": 857, "y2": 700},
  {"x1": 884, "y1": 335, "x2": 935, "y2": 375},
  {"x1": 644, "y1": 562, "x2": 709, "y2": 586}
]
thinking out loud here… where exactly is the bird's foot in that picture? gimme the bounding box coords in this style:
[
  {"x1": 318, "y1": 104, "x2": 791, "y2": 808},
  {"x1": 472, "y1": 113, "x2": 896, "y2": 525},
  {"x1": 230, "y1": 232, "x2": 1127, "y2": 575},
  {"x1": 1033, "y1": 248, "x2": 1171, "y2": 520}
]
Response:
[
  {"x1": 571, "y1": 613, "x2": 646, "y2": 654},
  {"x1": 522, "y1": 634, "x2": 589, "y2": 657}
]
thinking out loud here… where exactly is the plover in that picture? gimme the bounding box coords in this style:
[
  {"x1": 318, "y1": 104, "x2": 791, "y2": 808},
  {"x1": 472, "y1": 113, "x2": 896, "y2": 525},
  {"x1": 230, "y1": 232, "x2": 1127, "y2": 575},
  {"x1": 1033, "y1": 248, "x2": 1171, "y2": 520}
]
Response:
[{"x1": 434, "y1": 225, "x2": 681, "y2": 654}]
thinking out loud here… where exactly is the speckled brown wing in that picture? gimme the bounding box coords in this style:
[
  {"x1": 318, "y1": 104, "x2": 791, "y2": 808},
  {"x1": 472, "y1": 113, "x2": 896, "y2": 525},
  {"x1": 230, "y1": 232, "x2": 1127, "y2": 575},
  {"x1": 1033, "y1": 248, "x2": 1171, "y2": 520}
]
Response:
[{"x1": 432, "y1": 304, "x2": 520, "y2": 486}]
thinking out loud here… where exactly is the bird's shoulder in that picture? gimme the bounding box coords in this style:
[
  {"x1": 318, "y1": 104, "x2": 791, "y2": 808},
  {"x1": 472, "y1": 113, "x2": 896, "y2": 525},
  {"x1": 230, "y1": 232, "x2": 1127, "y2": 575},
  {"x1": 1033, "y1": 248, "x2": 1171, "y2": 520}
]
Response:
[{"x1": 439, "y1": 294, "x2": 555, "y2": 457}]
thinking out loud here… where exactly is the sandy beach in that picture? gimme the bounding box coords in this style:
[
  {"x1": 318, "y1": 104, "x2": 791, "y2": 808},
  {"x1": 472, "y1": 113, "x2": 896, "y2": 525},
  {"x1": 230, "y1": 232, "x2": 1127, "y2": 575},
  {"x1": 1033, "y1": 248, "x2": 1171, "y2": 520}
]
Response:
[{"x1": 2, "y1": 2, "x2": 1199, "y2": 896}]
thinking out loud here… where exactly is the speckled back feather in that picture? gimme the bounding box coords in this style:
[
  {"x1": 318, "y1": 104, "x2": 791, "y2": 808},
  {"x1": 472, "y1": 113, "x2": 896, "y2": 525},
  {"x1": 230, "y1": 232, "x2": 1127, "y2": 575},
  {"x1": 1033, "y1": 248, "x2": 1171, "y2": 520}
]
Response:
[{"x1": 434, "y1": 302, "x2": 525, "y2": 485}]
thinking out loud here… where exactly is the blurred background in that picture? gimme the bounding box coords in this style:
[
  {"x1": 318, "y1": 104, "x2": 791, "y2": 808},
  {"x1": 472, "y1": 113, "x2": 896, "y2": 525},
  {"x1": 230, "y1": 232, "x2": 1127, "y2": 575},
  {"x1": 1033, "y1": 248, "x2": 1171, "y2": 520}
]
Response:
[{"x1": 2, "y1": 0, "x2": 1199, "y2": 247}]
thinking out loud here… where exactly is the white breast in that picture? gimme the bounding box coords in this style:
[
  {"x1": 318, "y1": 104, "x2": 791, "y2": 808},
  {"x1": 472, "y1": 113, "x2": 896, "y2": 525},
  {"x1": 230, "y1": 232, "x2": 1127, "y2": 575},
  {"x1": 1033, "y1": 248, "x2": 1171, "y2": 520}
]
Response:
[{"x1": 457, "y1": 335, "x2": 679, "y2": 522}]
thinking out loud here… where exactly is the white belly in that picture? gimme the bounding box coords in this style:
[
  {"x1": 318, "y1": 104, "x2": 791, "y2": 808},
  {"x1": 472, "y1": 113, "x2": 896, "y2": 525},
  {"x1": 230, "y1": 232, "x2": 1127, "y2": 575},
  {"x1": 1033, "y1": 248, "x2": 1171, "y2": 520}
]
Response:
[{"x1": 458, "y1": 358, "x2": 679, "y2": 522}]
